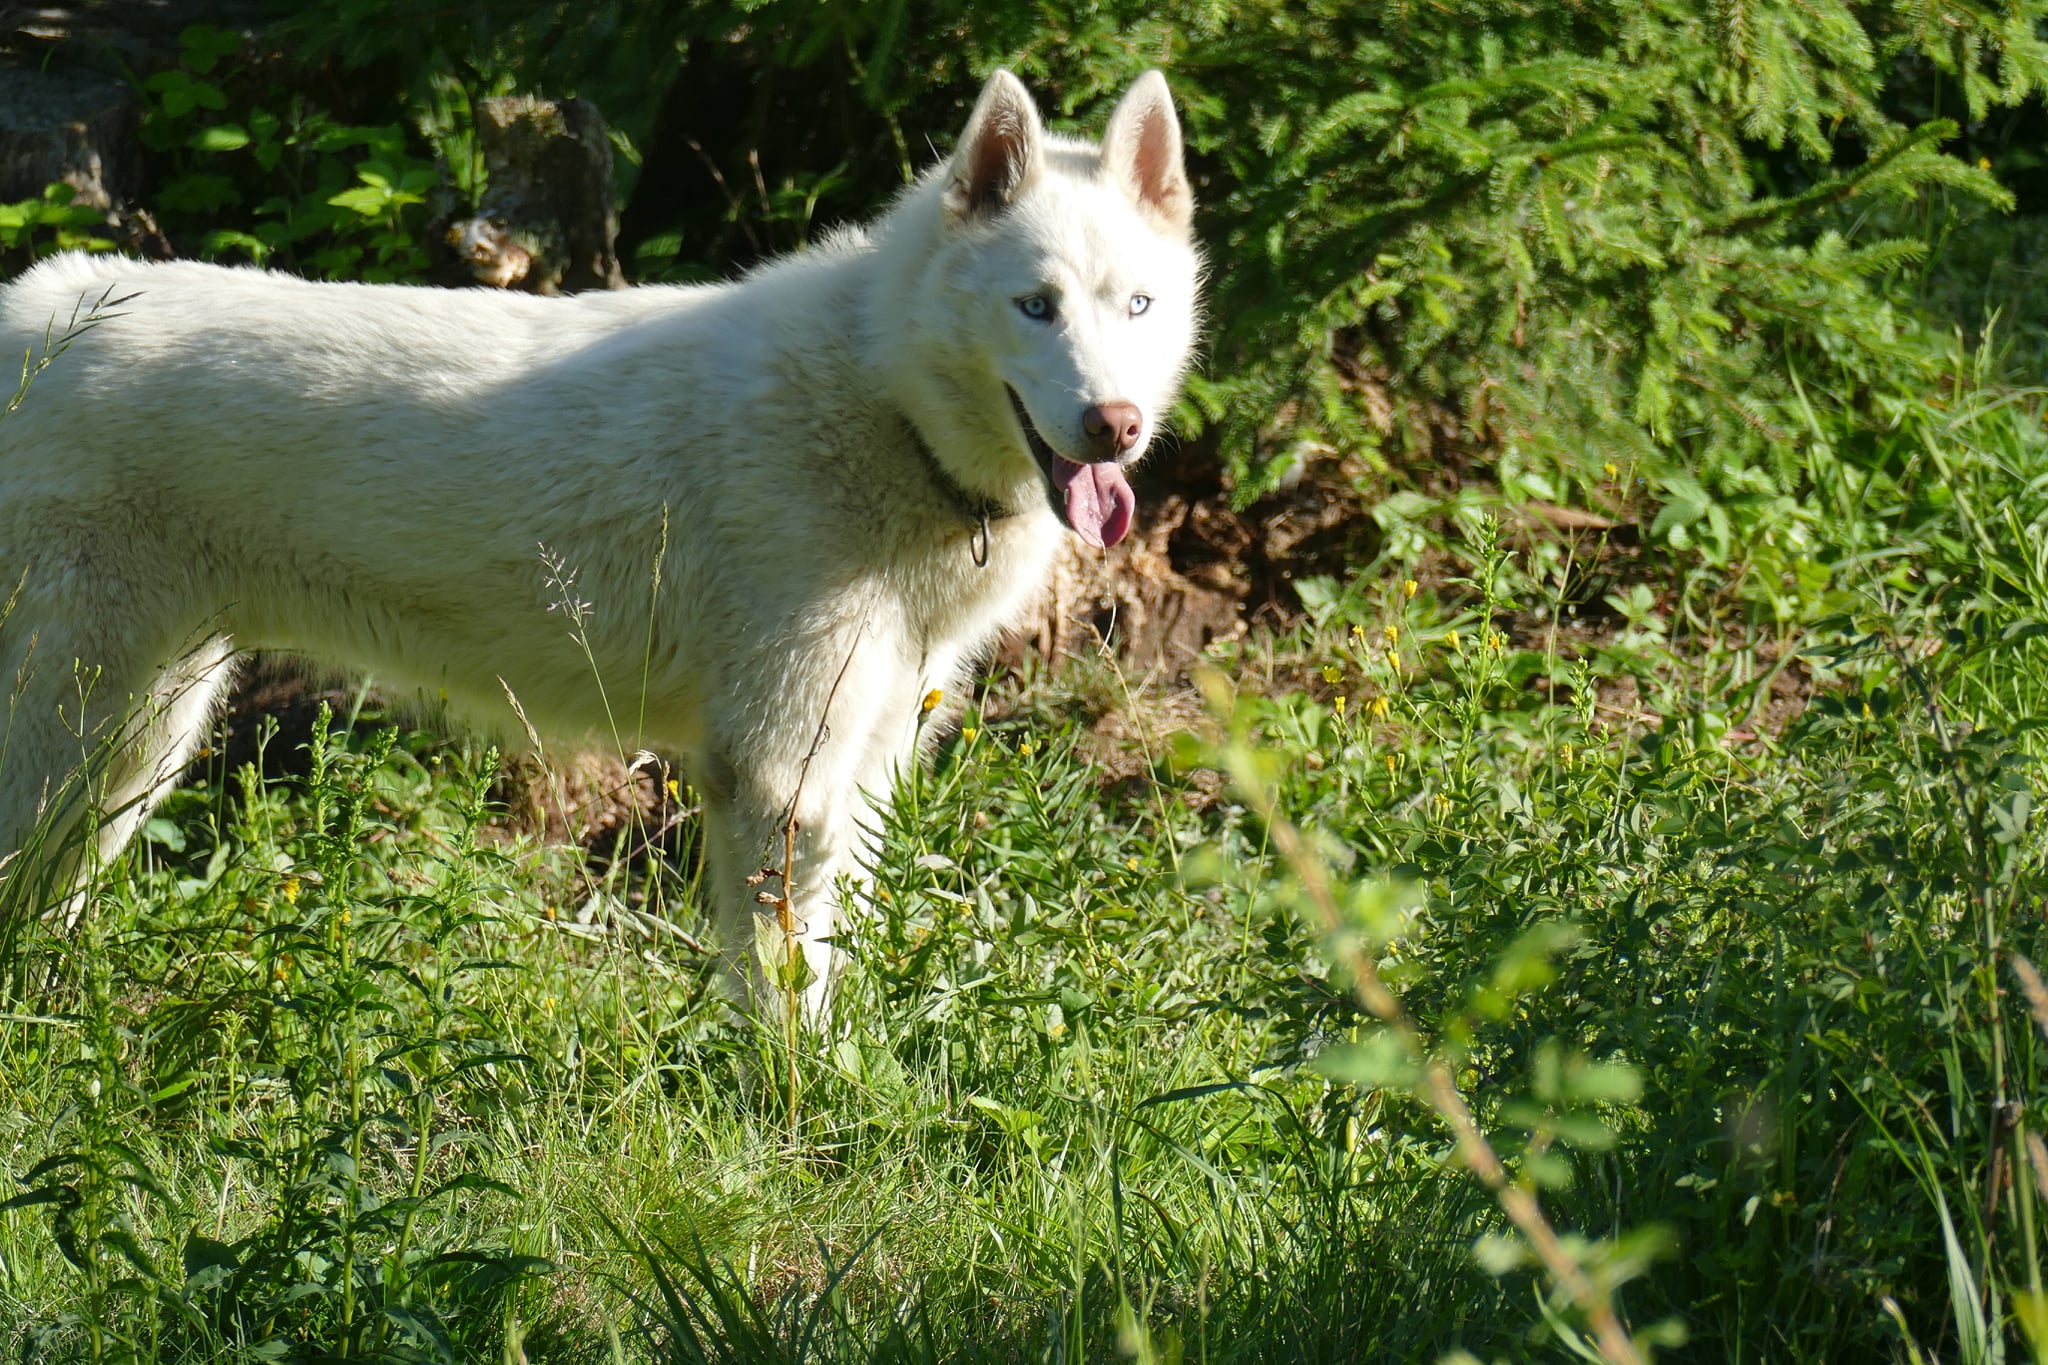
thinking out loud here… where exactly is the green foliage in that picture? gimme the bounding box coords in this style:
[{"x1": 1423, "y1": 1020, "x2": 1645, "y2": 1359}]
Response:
[
  {"x1": 1162, "y1": 2, "x2": 2025, "y2": 511},
  {"x1": 138, "y1": 25, "x2": 446, "y2": 280},
  {"x1": 0, "y1": 184, "x2": 114, "y2": 273}
]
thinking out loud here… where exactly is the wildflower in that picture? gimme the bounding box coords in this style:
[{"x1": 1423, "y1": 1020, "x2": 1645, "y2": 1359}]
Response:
[
  {"x1": 1561, "y1": 744, "x2": 1575, "y2": 768},
  {"x1": 281, "y1": 876, "x2": 301, "y2": 905},
  {"x1": 1383, "y1": 623, "x2": 1400, "y2": 645},
  {"x1": 1435, "y1": 792, "x2": 1452, "y2": 813},
  {"x1": 921, "y1": 688, "x2": 944, "y2": 713},
  {"x1": 1334, "y1": 694, "x2": 1348, "y2": 717},
  {"x1": 1448, "y1": 630, "x2": 1463, "y2": 655},
  {"x1": 1384, "y1": 754, "x2": 1399, "y2": 777},
  {"x1": 1369, "y1": 694, "x2": 1391, "y2": 720},
  {"x1": 666, "y1": 777, "x2": 680, "y2": 801},
  {"x1": 1403, "y1": 578, "x2": 1418, "y2": 599},
  {"x1": 1019, "y1": 739, "x2": 1035, "y2": 756},
  {"x1": 1350, "y1": 623, "x2": 1366, "y2": 642},
  {"x1": 1126, "y1": 856, "x2": 1141, "y2": 870},
  {"x1": 1321, "y1": 664, "x2": 1343, "y2": 684},
  {"x1": 961, "y1": 726, "x2": 979, "y2": 744},
  {"x1": 1980, "y1": 156, "x2": 1994, "y2": 171},
  {"x1": 1603, "y1": 461, "x2": 1618, "y2": 481}
]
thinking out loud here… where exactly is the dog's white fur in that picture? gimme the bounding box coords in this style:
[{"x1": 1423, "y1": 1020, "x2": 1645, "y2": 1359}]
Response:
[{"x1": 0, "y1": 70, "x2": 1200, "y2": 1011}]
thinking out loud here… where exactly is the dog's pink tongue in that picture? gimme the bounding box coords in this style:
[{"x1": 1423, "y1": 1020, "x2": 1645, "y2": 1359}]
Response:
[{"x1": 1054, "y1": 460, "x2": 1136, "y2": 548}]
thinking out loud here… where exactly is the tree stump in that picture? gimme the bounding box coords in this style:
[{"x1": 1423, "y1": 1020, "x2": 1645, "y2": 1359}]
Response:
[
  {"x1": 445, "y1": 95, "x2": 625, "y2": 294},
  {"x1": 0, "y1": 62, "x2": 136, "y2": 210}
]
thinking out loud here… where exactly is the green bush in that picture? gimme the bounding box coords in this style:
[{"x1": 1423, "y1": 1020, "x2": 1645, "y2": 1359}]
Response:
[{"x1": 136, "y1": 24, "x2": 446, "y2": 280}]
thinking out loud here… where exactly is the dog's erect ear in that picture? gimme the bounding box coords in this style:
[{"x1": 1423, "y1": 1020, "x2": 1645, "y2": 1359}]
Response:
[
  {"x1": 945, "y1": 70, "x2": 1044, "y2": 222},
  {"x1": 1101, "y1": 70, "x2": 1192, "y2": 237}
]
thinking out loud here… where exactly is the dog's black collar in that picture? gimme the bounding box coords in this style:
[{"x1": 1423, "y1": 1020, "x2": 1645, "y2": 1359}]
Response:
[{"x1": 904, "y1": 418, "x2": 1017, "y2": 568}]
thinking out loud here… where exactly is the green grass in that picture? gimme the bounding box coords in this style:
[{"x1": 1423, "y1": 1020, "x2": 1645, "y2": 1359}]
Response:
[{"x1": 6, "y1": 350, "x2": 2048, "y2": 1362}]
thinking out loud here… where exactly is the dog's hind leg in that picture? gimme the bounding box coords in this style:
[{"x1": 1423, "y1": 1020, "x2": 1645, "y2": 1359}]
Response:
[
  {"x1": 85, "y1": 632, "x2": 239, "y2": 889},
  {"x1": 0, "y1": 623, "x2": 238, "y2": 917}
]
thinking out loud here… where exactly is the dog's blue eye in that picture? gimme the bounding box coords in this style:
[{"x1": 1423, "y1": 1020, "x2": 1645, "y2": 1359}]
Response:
[
  {"x1": 1017, "y1": 295, "x2": 1053, "y2": 321},
  {"x1": 1129, "y1": 294, "x2": 1152, "y2": 317}
]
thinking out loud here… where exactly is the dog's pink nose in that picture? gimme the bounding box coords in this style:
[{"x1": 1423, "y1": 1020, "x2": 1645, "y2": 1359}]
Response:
[{"x1": 1083, "y1": 402, "x2": 1143, "y2": 459}]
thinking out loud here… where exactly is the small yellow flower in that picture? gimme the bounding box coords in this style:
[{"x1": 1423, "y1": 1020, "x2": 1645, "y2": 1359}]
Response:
[
  {"x1": 1980, "y1": 156, "x2": 1993, "y2": 171},
  {"x1": 1350, "y1": 623, "x2": 1366, "y2": 642},
  {"x1": 1603, "y1": 461, "x2": 1619, "y2": 481},
  {"x1": 1489, "y1": 630, "x2": 1508, "y2": 652},
  {"x1": 1321, "y1": 664, "x2": 1343, "y2": 684},
  {"x1": 281, "y1": 877, "x2": 301, "y2": 905},
  {"x1": 666, "y1": 777, "x2": 680, "y2": 800},
  {"x1": 921, "y1": 688, "x2": 944, "y2": 714},
  {"x1": 1019, "y1": 739, "x2": 1035, "y2": 756},
  {"x1": 1561, "y1": 744, "x2": 1575, "y2": 768},
  {"x1": 1334, "y1": 694, "x2": 1348, "y2": 717},
  {"x1": 1369, "y1": 694, "x2": 1391, "y2": 720},
  {"x1": 1435, "y1": 792, "x2": 1452, "y2": 813},
  {"x1": 1126, "y1": 856, "x2": 1141, "y2": 870},
  {"x1": 961, "y1": 726, "x2": 979, "y2": 744},
  {"x1": 1403, "y1": 578, "x2": 1418, "y2": 599},
  {"x1": 1448, "y1": 630, "x2": 1463, "y2": 655},
  {"x1": 1384, "y1": 754, "x2": 1399, "y2": 777},
  {"x1": 1383, "y1": 623, "x2": 1400, "y2": 645}
]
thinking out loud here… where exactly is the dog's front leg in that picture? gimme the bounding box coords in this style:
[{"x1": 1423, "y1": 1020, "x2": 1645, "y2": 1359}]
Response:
[
  {"x1": 695, "y1": 663, "x2": 900, "y2": 1023},
  {"x1": 698, "y1": 757, "x2": 882, "y2": 1021}
]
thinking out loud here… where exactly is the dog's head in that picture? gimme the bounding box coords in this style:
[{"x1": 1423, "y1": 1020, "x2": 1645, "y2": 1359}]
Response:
[{"x1": 932, "y1": 69, "x2": 1202, "y2": 548}]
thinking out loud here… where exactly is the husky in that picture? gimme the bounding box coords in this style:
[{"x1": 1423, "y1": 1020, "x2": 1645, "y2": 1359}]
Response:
[{"x1": 0, "y1": 70, "x2": 1201, "y2": 1013}]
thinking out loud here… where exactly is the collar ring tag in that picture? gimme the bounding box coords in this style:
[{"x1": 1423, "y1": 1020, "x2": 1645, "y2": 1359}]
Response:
[{"x1": 971, "y1": 510, "x2": 991, "y2": 568}]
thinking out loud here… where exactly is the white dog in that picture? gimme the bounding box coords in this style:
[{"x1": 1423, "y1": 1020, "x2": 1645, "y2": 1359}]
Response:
[{"x1": 0, "y1": 69, "x2": 1201, "y2": 1013}]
